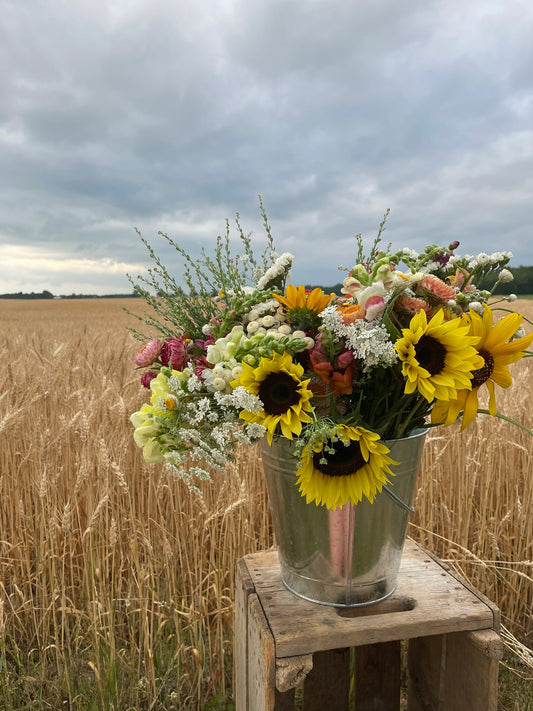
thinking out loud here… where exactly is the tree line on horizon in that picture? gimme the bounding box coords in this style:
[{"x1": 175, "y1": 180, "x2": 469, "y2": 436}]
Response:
[
  {"x1": 2, "y1": 265, "x2": 533, "y2": 299},
  {"x1": 0, "y1": 290, "x2": 142, "y2": 300}
]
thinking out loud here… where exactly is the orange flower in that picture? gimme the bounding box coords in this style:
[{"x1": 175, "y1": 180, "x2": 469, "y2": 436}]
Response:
[
  {"x1": 311, "y1": 360, "x2": 334, "y2": 385},
  {"x1": 330, "y1": 365, "x2": 355, "y2": 395},
  {"x1": 338, "y1": 302, "x2": 365, "y2": 324},
  {"x1": 393, "y1": 295, "x2": 433, "y2": 319},
  {"x1": 310, "y1": 360, "x2": 354, "y2": 396},
  {"x1": 415, "y1": 274, "x2": 455, "y2": 305}
]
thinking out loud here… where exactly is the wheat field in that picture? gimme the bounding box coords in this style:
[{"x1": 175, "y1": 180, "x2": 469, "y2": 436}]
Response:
[{"x1": 0, "y1": 297, "x2": 531, "y2": 709}]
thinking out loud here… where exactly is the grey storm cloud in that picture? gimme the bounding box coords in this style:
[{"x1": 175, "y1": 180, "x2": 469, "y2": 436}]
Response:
[{"x1": 1, "y1": 0, "x2": 532, "y2": 294}]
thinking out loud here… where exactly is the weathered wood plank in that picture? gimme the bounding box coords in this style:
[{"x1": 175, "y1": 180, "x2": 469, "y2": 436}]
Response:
[
  {"x1": 407, "y1": 634, "x2": 445, "y2": 711},
  {"x1": 276, "y1": 654, "x2": 313, "y2": 692},
  {"x1": 354, "y1": 641, "x2": 400, "y2": 710},
  {"x1": 235, "y1": 541, "x2": 502, "y2": 711},
  {"x1": 302, "y1": 648, "x2": 350, "y2": 710},
  {"x1": 274, "y1": 687, "x2": 296, "y2": 711},
  {"x1": 247, "y1": 540, "x2": 495, "y2": 658},
  {"x1": 421, "y1": 548, "x2": 501, "y2": 630},
  {"x1": 441, "y1": 630, "x2": 501, "y2": 711},
  {"x1": 248, "y1": 593, "x2": 276, "y2": 711},
  {"x1": 234, "y1": 558, "x2": 256, "y2": 711}
]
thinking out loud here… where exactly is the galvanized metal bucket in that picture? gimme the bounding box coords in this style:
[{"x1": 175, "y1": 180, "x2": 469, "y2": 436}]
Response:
[{"x1": 260, "y1": 428, "x2": 428, "y2": 607}]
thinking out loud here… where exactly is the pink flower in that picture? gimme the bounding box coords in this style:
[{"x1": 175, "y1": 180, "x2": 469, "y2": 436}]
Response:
[
  {"x1": 364, "y1": 295, "x2": 386, "y2": 321},
  {"x1": 161, "y1": 337, "x2": 188, "y2": 370},
  {"x1": 415, "y1": 275, "x2": 455, "y2": 304},
  {"x1": 309, "y1": 333, "x2": 328, "y2": 366},
  {"x1": 140, "y1": 371, "x2": 157, "y2": 389},
  {"x1": 134, "y1": 339, "x2": 162, "y2": 367},
  {"x1": 335, "y1": 349, "x2": 354, "y2": 370}
]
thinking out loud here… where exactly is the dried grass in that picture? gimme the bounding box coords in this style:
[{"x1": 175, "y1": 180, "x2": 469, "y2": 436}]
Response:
[{"x1": 0, "y1": 297, "x2": 531, "y2": 707}]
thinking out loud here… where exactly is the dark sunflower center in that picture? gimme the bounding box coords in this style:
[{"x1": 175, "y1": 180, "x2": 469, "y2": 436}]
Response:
[
  {"x1": 415, "y1": 335, "x2": 446, "y2": 375},
  {"x1": 259, "y1": 372, "x2": 300, "y2": 415},
  {"x1": 471, "y1": 348, "x2": 494, "y2": 388},
  {"x1": 313, "y1": 439, "x2": 365, "y2": 478}
]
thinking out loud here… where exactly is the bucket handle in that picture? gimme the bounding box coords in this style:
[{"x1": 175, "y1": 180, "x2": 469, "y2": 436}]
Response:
[{"x1": 382, "y1": 485, "x2": 415, "y2": 513}]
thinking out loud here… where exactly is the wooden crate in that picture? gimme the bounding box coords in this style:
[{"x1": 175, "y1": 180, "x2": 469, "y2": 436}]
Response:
[{"x1": 235, "y1": 539, "x2": 502, "y2": 711}]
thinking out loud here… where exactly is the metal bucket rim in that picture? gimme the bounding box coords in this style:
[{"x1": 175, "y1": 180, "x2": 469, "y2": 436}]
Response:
[
  {"x1": 384, "y1": 427, "x2": 429, "y2": 445},
  {"x1": 266, "y1": 426, "x2": 430, "y2": 450}
]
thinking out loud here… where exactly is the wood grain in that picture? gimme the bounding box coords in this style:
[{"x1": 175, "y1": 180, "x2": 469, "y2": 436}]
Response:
[{"x1": 247, "y1": 540, "x2": 497, "y2": 658}]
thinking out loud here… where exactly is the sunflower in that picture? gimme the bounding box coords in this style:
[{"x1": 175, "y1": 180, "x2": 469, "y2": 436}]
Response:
[
  {"x1": 395, "y1": 309, "x2": 484, "y2": 403},
  {"x1": 231, "y1": 352, "x2": 314, "y2": 444},
  {"x1": 296, "y1": 425, "x2": 396, "y2": 509},
  {"x1": 431, "y1": 305, "x2": 533, "y2": 429},
  {"x1": 273, "y1": 284, "x2": 335, "y2": 331},
  {"x1": 273, "y1": 284, "x2": 334, "y2": 312}
]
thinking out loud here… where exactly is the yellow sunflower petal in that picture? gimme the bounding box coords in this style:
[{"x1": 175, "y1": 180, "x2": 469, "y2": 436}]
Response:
[
  {"x1": 489, "y1": 365, "x2": 513, "y2": 389},
  {"x1": 396, "y1": 308, "x2": 483, "y2": 403},
  {"x1": 485, "y1": 379, "x2": 497, "y2": 416},
  {"x1": 232, "y1": 352, "x2": 315, "y2": 443},
  {"x1": 461, "y1": 388, "x2": 480, "y2": 430},
  {"x1": 272, "y1": 293, "x2": 291, "y2": 309},
  {"x1": 490, "y1": 330, "x2": 533, "y2": 357},
  {"x1": 296, "y1": 426, "x2": 395, "y2": 509},
  {"x1": 306, "y1": 287, "x2": 335, "y2": 313},
  {"x1": 483, "y1": 311, "x2": 522, "y2": 351},
  {"x1": 466, "y1": 310, "x2": 487, "y2": 344}
]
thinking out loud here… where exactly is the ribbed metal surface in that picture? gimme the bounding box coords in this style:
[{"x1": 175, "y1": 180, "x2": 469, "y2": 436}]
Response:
[{"x1": 261, "y1": 429, "x2": 427, "y2": 607}]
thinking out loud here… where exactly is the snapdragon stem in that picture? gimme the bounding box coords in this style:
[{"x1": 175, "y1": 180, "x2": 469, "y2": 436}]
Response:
[{"x1": 476, "y1": 409, "x2": 533, "y2": 437}]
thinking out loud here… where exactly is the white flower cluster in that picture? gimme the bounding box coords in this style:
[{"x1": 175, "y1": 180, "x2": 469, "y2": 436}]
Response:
[
  {"x1": 467, "y1": 251, "x2": 513, "y2": 269},
  {"x1": 320, "y1": 306, "x2": 398, "y2": 370},
  {"x1": 244, "y1": 299, "x2": 285, "y2": 337},
  {"x1": 214, "y1": 386, "x2": 263, "y2": 413},
  {"x1": 244, "y1": 298, "x2": 279, "y2": 321},
  {"x1": 402, "y1": 248, "x2": 419, "y2": 260},
  {"x1": 420, "y1": 260, "x2": 441, "y2": 275},
  {"x1": 235, "y1": 422, "x2": 268, "y2": 444},
  {"x1": 347, "y1": 322, "x2": 398, "y2": 370},
  {"x1": 256, "y1": 252, "x2": 294, "y2": 291},
  {"x1": 202, "y1": 363, "x2": 242, "y2": 393}
]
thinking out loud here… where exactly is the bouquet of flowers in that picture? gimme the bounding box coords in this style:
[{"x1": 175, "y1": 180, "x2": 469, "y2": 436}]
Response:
[{"x1": 129, "y1": 205, "x2": 532, "y2": 510}]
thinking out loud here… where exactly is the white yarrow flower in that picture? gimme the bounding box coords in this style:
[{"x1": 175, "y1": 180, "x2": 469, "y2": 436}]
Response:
[{"x1": 319, "y1": 306, "x2": 397, "y2": 370}]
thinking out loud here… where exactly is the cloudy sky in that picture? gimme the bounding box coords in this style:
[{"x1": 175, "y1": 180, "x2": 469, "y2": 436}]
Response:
[{"x1": 1, "y1": 0, "x2": 533, "y2": 295}]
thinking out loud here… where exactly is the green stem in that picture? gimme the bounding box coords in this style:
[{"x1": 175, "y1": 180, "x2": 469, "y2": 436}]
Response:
[
  {"x1": 392, "y1": 396, "x2": 429, "y2": 440},
  {"x1": 476, "y1": 409, "x2": 533, "y2": 437},
  {"x1": 489, "y1": 306, "x2": 533, "y2": 328}
]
